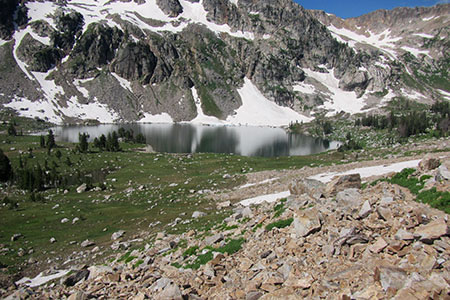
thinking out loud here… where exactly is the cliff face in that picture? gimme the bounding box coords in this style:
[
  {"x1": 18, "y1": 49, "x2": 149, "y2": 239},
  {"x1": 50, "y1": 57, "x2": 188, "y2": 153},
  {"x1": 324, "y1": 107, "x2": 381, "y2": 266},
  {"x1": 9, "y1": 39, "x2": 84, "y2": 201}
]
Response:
[{"x1": 0, "y1": 0, "x2": 448, "y2": 125}]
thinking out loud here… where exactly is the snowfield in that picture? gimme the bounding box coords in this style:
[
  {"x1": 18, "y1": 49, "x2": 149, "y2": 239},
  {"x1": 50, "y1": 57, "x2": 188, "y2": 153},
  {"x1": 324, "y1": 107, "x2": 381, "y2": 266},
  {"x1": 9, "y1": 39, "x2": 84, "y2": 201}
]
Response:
[{"x1": 309, "y1": 159, "x2": 421, "y2": 183}]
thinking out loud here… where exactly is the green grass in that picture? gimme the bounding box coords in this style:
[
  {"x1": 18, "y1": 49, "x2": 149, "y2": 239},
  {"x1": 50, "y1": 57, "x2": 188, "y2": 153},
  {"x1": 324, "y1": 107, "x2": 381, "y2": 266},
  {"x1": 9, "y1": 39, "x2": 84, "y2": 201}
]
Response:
[
  {"x1": 370, "y1": 168, "x2": 449, "y2": 213},
  {"x1": 273, "y1": 198, "x2": 287, "y2": 218},
  {"x1": 0, "y1": 132, "x2": 343, "y2": 273},
  {"x1": 183, "y1": 246, "x2": 199, "y2": 257},
  {"x1": 265, "y1": 218, "x2": 293, "y2": 231}
]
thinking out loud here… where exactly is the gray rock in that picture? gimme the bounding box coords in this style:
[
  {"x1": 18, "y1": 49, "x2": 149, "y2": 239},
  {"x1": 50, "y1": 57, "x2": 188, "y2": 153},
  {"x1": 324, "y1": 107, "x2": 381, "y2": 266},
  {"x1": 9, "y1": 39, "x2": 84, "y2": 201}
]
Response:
[
  {"x1": 76, "y1": 183, "x2": 87, "y2": 194},
  {"x1": 289, "y1": 178, "x2": 325, "y2": 199},
  {"x1": 11, "y1": 233, "x2": 22, "y2": 242},
  {"x1": 67, "y1": 291, "x2": 88, "y2": 300},
  {"x1": 241, "y1": 207, "x2": 253, "y2": 217},
  {"x1": 204, "y1": 233, "x2": 224, "y2": 246},
  {"x1": 156, "y1": 282, "x2": 183, "y2": 300},
  {"x1": 156, "y1": 0, "x2": 183, "y2": 17},
  {"x1": 414, "y1": 220, "x2": 450, "y2": 243},
  {"x1": 326, "y1": 174, "x2": 361, "y2": 196},
  {"x1": 358, "y1": 200, "x2": 372, "y2": 219},
  {"x1": 336, "y1": 188, "x2": 362, "y2": 209},
  {"x1": 293, "y1": 208, "x2": 321, "y2": 238},
  {"x1": 378, "y1": 266, "x2": 407, "y2": 292},
  {"x1": 436, "y1": 165, "x2": 450, "y2": 181},
  {"x1": 394, "y1": 229, "x2": 415, "y2": 241},
  {"x1": 111, "y1": 230, "x2": 125, "y2": 241},
  {"x1": 192, "y1": 211, "x2": 206, "y2": 218},
  {"x1": 80, "y1": 239, "x2": 95, "y2": 248}
]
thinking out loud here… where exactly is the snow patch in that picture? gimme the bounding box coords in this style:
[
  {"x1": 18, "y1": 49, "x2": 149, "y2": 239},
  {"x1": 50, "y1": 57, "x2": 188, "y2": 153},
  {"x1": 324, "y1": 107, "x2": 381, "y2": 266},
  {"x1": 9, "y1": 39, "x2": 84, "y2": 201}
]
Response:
[
  {"x1": 60, "y1": 96, "x2": 119, "y2": 123},
  {"x1": 303, "y1": 68, "x2": 367, "y2": 116},
  {"x1": 16, "y1": 269, "x2": 70, "y2": 288},
  {"x1": 401, "y1": 89, "x2": 425, "y2": 100},
  {"x1": 240, "y1": 191, "x2": 290, "y2": 207},
  {"x1": 328, "y1": 25, "x2": 400, "y2": 58},
  {"x1": 111, "y1": 72, "x2": 133, "y2": 91},
  {"x1": 73, "y1": 78, "x2": 94, "y2": 99},
  {"x1": 239, "y1": 177, "x2": 279, "y2": 189},
  {"x1": 401, "y1": 46, "x2": 430, "y2": 58},
  {"x1": 438, "y1": 90, "x2": 450, "y2": 101},
  {"x1": 139, "y1": 112, "x2": 174, "y2": 123},
  {"x1": 293, "y1": 82, "x2": 316, "y2": 94},
  {"x1": 413, "y1": 33, "x2": 435, "y2": 39},
  {"x1": 4, "y1": 97, "x2": 60, "y2": 123},
  {"x1": 227, "y1": 77, "x2": 312, "y2": 126},
  {"x1": 32, "y1": 71, "x2": 65, "y2": 100},
  {"x1": 309, "y1": 160, "x2": 421, "y2": 183},
  {"x1": 423, "y1": 16, "x2": 438, "y2": 22}
]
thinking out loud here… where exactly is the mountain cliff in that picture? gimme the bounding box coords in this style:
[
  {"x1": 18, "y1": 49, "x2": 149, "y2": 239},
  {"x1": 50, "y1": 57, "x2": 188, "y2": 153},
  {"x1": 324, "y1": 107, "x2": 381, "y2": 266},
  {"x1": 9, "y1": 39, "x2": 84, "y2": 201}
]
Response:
[{"x1": 0, "y1": 0, "x2": 448, "y2": 125}]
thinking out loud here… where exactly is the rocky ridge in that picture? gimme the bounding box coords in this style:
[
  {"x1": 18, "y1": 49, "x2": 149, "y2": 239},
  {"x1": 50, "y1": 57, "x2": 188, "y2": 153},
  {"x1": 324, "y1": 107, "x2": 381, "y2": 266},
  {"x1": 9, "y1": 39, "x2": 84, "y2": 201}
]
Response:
[
  {"x1": 4, "y1": 154, "x2": 450, "y2": 299},
  {"x1": 0, "y1": 0, "x2": 448, "y2": 124}
]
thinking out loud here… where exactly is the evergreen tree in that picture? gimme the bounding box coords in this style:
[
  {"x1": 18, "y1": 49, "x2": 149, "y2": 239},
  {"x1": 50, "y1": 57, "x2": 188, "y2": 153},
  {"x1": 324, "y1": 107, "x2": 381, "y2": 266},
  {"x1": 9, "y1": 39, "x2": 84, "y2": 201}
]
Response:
[
  {"x1": 135, "y1": 133, "x2": 146, "y2": 144},
  {"x1": 0, "y1": 149, "x2": 13, "y2": 182},
  {"x1": 78, "y1": 133, "x2": 89, "y2": 153},
  {"x1": 99, "y1": 134, "x2": 106, "y2": 149},
  {"x1": 40, "y1": 135, "x2": 46, "y2": 148},
  {"x1": 47, "y1": 130, "x2": 56, "y2": 150},
  {"x1": 111, "y1": 131, "x2": 120, "y2": 152},
  {"x1": 7, "y1": 123, "x2": 17, "y2": 136}
]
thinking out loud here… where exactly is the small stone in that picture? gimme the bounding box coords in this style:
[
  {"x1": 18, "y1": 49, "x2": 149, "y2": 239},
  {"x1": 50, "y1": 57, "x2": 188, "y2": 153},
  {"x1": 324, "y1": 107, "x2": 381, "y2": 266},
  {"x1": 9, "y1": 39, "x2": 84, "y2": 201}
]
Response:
[
  {"x1": 11, "y1": 233, "x2": 22, "y2": 242},
  {"x1": 61, "y1": 218, "x2": 69, "y2": 224},
  {"x1": 192, "y1": 211, "x2": 206, "y2": 218},
  {"x1": 76, "y1": 183, "x2": 87, "y2": 193},
  {"x1": 293, "y1": 207, "x2": 321, "y2": 238},
  {"x1": 72, "y1": 217, "x2": 80, "y2": 224},
  {"x1": 80, "y1": 239, "x2": 95, "y2": 248},
  {"x1": 369, "y1": 238, "x2": 388, "y2": 253},
  {"x1": 111, "y1": 230, "x2": 126, "y2": 241},
  {"x1": 67, "y1": 291, "x2": 87, "y2": 300},
  {"x1": 358, "y1": 200, "x2": 372, "y2": 219},
  {"x1": 394, "y1": 229, "x2": 415, "y2": 241},
  {"x1": 204, "y1": 233, "x2": 224, "y2": 246},
  {"x1": 50, "y1": 237, "x2": 56, "y2": 243},
  {"x1": 64, "y1": 269, "x2": 90, "y2": 287}
]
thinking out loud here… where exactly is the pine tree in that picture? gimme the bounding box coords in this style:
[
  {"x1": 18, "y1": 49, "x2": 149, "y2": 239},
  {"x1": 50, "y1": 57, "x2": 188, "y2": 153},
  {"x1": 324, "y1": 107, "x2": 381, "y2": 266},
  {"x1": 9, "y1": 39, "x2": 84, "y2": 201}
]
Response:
[
  {"x1": 7, "y1": 123, "x2": 17, "y2": 136},
  {"x1": 40, "y1": 135, "x2": 46, "y2": 148},
  {"x1": 78, "y1": 133, "x2": 89, "y2": 153},
  {"x1": 0, "y1": 149, "x2": 13, "y2": 182},
  {"x1": 47, "y1": 130, "x2": 56, "y2": 151}
]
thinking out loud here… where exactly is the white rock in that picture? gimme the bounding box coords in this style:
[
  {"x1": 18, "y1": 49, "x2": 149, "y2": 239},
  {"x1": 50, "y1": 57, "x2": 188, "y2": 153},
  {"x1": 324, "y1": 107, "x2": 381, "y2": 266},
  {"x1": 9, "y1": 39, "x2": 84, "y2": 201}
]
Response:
[
  {"x1": 111, "y1": 230, "x2": 126, "y2": 241},
  {"x1": 358, "y1": 200, "x2": 372, "y2": 219},
  {"x1": 192, "y1": 211, "x2": 206, "y2": 218},
  {"x1": 61, "y1": 218, "x2": 69, "y2": 224}
]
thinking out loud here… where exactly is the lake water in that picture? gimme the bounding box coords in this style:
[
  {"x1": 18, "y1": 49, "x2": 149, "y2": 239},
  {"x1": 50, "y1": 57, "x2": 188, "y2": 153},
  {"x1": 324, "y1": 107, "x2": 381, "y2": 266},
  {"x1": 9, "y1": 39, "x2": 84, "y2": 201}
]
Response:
[{"x1": 52, "y1": 124, "x2": 339, "y2": 157}]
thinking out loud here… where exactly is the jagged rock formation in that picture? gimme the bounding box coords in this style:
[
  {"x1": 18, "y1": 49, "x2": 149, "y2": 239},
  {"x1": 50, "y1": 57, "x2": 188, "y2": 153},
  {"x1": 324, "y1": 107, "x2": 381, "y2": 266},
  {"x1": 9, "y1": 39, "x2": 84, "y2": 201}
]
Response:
[{"x1": 0, "y1": 0, "x2": 448, "y2": 124}]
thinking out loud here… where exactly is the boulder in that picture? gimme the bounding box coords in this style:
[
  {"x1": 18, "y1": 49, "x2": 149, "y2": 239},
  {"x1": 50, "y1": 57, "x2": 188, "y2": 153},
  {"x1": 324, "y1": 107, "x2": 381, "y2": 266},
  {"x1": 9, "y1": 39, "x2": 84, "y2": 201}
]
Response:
[
  {"x1": 289, "y1": 178, "x2": 325, "y2": 199},
  {"x1": 326, "y1": 174, "x2": 361, "y2": 196},
  {"x1": 369, "y1": 238, "x2": 388, "y2": 253},
  {"x1": 358, "y1": 200, "x2": 372, "y2": 219},
  {"x1": 111, "y1": 230, "x2": 125, "y2": 241},
  {"x1": 64, "y1": 268, "x2": 90, "y2": 287},
  {"x1": 293, "y1": 207, "x2": 321, "y2": 238},
  {"x1": 155, "y1": 282, "x2": 183, "y2": 300},
  {"x1": 80, "y1": 240, "x2": 95, "y2": 248},
  {"x1": 204, "y1": 233, "x2": 224, "y2": 246},
  {"x1": 376, "y1": 266, "x2": 407, "y2": 292},
  {"x1": 76, "y1": 183, "x2": 87, "y2": 194},
  {"x1": 436, "y1": 165, "x2": 450, "y2": 181},
  {"x1": 336, "y1": 188, "x2": 362, "y2": 211},
  {"x1": 418, "y1": 156, "x2": 440, "y2": 171},
  {"x1": 414, "y1": 220, "x2": 449, "y2": 243},
  {"x1": 192, "y1": 211, "x2": 206, "y2": 218},
  {"x1": 394, "y1": 229, "x2": 414, "y2": 241}
]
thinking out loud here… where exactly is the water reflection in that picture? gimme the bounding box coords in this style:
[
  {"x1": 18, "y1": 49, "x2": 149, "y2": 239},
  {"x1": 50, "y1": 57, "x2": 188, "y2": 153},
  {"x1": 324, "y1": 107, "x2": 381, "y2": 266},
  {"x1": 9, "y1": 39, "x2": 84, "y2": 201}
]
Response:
[{"x1": 52, "y1": 123, "x2": 339, "y2": 157}]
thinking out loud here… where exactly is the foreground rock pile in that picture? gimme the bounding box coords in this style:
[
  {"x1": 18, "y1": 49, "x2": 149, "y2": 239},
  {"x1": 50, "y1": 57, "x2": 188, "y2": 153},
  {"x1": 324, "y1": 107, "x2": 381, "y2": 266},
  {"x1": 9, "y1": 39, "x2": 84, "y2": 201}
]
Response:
[{"x1": 6, "y1": 157, "x2": 450, "y2": 299}]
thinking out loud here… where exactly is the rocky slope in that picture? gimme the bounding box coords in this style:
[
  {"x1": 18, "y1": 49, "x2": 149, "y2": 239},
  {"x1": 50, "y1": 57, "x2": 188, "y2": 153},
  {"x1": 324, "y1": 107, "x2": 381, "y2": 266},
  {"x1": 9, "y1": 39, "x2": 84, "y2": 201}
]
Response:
[
  {"x1": 4, "y1": 154, "x2": 450, "y2": 299},
  {"x1": 0, "y1": 0, "x2": 449, "y2": 125}
]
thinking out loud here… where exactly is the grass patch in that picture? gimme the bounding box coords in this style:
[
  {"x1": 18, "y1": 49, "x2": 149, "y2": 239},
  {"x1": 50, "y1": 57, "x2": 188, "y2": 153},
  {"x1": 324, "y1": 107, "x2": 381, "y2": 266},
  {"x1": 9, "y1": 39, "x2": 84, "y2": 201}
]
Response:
[
  {"x1": 265, "y1": 218, "x2": 293, "y2": 231},
  {"x1": 133, "y1": 259, "x2": 144, "y2": 268},
  {"x1": 183, "y1": 246, "x2": 199, "y2": 257},
  {"x1": 273, "y1": 198, "x2": 287, "y2": 218},
  {"x1": 252, "y1": 223, "x2": 263, "y2": 232}
]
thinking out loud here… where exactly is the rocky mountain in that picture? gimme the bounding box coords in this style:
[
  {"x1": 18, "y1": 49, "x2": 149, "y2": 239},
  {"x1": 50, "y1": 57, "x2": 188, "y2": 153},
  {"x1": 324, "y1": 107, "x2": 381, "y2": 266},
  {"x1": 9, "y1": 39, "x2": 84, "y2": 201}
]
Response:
[{"x1": 0, "y1": 0, "x2": 448, "y2": 125}]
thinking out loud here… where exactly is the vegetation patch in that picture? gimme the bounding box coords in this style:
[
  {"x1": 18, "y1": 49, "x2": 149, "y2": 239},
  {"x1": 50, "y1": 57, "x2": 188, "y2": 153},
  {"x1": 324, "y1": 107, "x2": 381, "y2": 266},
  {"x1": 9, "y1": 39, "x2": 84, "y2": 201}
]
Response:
[{"x1": 265, "y1": 218, "x2": 293, "y2": 231}]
